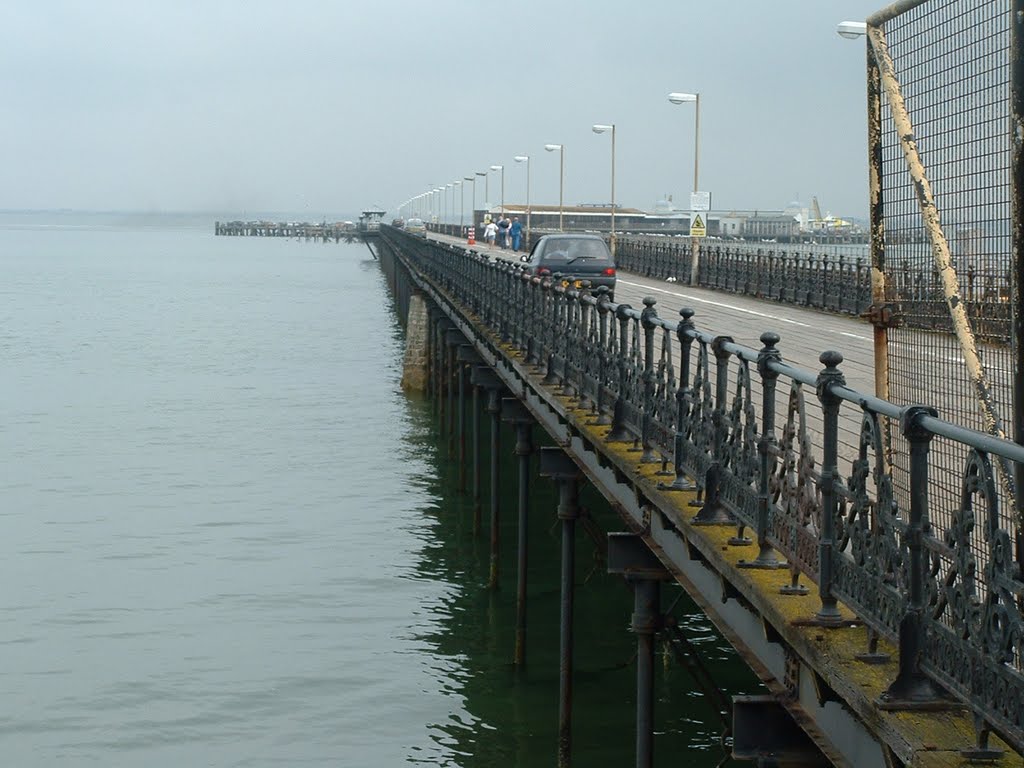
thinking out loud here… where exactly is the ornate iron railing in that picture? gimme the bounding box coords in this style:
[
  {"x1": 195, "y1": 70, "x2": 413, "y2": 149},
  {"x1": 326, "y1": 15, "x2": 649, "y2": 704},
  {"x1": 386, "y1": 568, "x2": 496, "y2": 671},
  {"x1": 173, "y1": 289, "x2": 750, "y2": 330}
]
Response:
[
  {"x1": 385, "y1": 226, "x2": 1024, "y2": 756},
  {"x1": 614, "y1": 236, "x2": 1013, "y2": 344}
]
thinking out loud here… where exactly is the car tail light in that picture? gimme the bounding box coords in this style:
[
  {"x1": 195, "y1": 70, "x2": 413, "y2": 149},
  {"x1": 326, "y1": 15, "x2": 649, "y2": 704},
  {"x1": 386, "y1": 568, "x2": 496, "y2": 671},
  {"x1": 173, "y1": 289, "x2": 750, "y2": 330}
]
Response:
[
  {"x1": 537, "y1": 267, "x2": 551, "y2": 276},
  {"x1": 602, "y1": 267, "x2": 616, "y2": 276}
]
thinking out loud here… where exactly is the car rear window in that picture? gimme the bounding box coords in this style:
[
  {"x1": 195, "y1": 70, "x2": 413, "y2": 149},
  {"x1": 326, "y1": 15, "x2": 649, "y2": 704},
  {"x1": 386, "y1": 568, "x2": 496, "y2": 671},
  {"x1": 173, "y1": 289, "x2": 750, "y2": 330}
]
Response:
[{"x1": 541, "y1": 240, "x2": 612, "y2": 264}]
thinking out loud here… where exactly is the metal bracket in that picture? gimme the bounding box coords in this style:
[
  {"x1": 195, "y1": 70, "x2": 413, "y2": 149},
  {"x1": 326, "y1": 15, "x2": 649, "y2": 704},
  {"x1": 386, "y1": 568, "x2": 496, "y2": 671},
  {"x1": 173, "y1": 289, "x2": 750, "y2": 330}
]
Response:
[{"x1": 860, "y1": 302, "x2": 903, "y2": 328}]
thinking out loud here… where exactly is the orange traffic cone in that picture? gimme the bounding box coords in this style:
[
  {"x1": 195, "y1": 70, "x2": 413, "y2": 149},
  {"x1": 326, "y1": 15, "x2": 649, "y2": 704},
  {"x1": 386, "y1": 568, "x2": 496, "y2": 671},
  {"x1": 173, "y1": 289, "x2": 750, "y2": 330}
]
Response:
[{"x1": 467, "y1": 226, "x2": 476, "y2": 246}]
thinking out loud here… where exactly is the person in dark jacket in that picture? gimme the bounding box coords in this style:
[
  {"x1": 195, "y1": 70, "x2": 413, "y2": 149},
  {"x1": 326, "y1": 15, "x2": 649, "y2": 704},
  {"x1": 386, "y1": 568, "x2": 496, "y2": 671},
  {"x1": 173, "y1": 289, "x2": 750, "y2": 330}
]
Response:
[
  {"x1": 497, "y1": 216, "x2": 510, "y2": 248},
  {"x1": 510, "y1": 217, "x2": 523, "y2": 251}
]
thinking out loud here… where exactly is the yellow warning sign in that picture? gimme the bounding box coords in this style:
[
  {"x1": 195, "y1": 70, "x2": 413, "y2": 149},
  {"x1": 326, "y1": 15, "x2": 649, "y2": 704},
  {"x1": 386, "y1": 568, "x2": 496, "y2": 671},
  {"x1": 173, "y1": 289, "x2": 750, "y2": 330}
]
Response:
[{"x1": 690, "y1": 213, "x2": 706, "y2": 238}]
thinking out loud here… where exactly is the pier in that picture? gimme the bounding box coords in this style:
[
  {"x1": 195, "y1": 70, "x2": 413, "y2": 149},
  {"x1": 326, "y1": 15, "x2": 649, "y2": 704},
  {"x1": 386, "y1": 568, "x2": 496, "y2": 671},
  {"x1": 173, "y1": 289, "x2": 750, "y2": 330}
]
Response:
[
  {"x1": 214, "y1": 220, "x2": 356, "y2": 242},
  {"x1": 370, "y1": 4, "x2": 1024, "y2": 764}
]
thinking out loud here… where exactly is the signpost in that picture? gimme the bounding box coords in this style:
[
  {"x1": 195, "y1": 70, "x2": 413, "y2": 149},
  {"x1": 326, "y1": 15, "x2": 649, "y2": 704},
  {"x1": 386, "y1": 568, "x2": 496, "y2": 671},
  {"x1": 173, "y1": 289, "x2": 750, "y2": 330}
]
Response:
[{"x1": 689, "y1": 191, "x2": 710, "y2": 283}]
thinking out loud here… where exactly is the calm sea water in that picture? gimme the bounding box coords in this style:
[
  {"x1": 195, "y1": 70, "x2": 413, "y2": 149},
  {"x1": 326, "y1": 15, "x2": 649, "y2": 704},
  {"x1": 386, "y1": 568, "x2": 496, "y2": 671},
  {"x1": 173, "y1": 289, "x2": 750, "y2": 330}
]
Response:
[{"x1": 1, "y1": 213, "x2": 759, "y2": 766}]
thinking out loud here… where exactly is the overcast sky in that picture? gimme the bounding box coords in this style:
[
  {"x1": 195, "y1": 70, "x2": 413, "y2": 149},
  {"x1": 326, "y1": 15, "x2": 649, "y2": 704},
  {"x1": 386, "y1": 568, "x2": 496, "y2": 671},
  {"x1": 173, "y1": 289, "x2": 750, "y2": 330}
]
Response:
[{"x1": 1, "y1": 1, "x2": 884, "y2": 220}]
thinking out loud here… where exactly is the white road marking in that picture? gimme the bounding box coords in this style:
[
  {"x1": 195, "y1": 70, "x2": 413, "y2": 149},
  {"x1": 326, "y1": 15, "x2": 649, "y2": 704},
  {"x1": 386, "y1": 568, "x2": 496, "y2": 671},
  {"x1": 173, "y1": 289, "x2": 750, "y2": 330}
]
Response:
[{"x1": 618, "y1": 279, "x2": 873, "y2": 342}]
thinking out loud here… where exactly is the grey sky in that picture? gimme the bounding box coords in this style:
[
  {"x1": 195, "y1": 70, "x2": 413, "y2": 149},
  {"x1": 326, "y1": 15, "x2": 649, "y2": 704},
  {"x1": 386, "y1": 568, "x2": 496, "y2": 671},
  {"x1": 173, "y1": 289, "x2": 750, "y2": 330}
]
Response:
[{"x1": 1, "y1": 1, "x2": 883, "y2": 219}]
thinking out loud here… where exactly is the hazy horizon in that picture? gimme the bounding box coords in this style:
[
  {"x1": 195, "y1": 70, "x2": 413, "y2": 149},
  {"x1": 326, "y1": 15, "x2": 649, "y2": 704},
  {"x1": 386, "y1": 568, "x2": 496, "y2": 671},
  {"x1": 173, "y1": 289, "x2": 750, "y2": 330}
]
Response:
[{"x1": 3, "y1": 2, "x2": 884, "y2": 219}]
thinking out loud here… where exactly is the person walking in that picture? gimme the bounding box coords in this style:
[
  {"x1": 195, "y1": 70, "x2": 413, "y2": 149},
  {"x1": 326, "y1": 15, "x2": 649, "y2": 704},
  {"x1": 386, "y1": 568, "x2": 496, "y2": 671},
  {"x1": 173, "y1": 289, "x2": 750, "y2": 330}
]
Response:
[
  {"x1": 484, "y1": 219, "x2": 498, "y2": 248},
  {"x1": 497, "y1": 215, "x2": 510, "y2": 249},
  {"x1": 510, "y1": 217, "x2": 523, "y2": 252}
]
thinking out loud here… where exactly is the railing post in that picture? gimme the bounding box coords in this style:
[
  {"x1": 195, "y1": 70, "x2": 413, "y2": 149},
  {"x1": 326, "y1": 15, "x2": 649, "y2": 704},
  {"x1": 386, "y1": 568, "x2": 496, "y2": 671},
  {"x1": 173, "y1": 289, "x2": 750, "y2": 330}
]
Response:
[
  {"x1": 595, "y1": 290, "x2": 614, "y2": 425},
  {"x1": 740, "y1": 332, "x2": 786, "y2": 569},
  {"x1": 814, "y1": 351, "x2": 845, "y2": 624},
  {"x1": 606, "y1": 304, "x2": 634, "y2": 442},
  {"x1": 524, "y1": 274, "x2": 540, "y2": 365},
  {"x1": 664, "y1": 308, "x2": 697, "y2": 491},
  {"x1": 879, "y1": 404, "x2": 951, "y2": 709},
  {"x1": 640, "y1": 297, "x2": 659, "y2": 463},
  {"x1": 560, "y1": 288, "x2": 582, "y2": 397},
  {"x1": 691, "y1": 335, "x2": 734, "y2": 524},
  {"x1": 541, "y1": 279, "x2": 560, "y2": 385}
]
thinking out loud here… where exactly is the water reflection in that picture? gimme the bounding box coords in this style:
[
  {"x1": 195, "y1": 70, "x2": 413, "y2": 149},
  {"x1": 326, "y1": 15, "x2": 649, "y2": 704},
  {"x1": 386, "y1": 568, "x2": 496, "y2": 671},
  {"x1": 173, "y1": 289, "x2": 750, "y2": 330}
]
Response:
[{"x1": 406, "y1": 403, "x2": 764, "y2": 766}]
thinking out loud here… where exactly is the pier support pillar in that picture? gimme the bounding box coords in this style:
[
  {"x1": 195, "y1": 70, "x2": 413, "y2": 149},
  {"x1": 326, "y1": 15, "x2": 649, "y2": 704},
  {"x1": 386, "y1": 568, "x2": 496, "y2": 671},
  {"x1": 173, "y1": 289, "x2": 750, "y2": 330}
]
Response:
[
  {"x1": 400, "y1": 290, "x2": 430, "y2": 392},
  {"x1": 503, "y1": 398, "x2": 535, "y2": 666},
  {"x1": 471, "y1": 366, "x2": 505, "y2": 588},
  {"x1": 456, "y1": 345, "x2": 480, "y2": 493},
  {"x1": 433, "y1": 318, "x2": 453, "y2": 433},
  {"x1": 540, "y1": 447, "x2": 583, "y2": 768},
  {"x1": 608, "y1": 532, "x2": 671, "y2": 768},
  {"x1": 445, "y1": 329, "x2": 465, "y2": 457},
  {"x1": 471, "y1": 377, "x2": 482, "y2": 533}
]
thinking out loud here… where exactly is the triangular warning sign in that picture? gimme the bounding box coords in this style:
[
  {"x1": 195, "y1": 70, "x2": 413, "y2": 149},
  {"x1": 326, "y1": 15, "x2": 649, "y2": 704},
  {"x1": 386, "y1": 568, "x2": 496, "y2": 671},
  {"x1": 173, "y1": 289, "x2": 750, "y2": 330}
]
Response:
[{"x1": 692, "y1": 214, "x2": 704, "y2": 229}]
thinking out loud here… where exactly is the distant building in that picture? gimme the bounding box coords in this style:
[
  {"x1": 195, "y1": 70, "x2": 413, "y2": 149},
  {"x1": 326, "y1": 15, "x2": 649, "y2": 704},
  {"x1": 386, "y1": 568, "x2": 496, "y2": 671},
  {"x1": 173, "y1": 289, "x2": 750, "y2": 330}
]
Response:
[
  {"x1": 358, "y1": 206, "x2": 387, "y2": 235},
  {"x1": 464, "y1": 201, "x2": 862, "y2": 242}
]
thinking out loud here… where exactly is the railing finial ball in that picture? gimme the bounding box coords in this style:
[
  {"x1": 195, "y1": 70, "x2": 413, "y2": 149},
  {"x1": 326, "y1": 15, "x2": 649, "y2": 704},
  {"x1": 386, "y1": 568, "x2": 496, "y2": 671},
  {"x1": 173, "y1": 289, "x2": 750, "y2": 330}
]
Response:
[{"x1": 820, "y1": 350, "x2": 844, "y2": 368}]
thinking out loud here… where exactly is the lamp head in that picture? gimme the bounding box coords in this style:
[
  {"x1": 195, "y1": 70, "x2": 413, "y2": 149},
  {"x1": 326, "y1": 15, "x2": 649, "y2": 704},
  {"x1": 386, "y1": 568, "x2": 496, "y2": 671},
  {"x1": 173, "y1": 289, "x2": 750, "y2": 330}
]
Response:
[
  {"x1": 464, "y1": 176, "x2": 474, "y2": 181},
  {"x1": 668, "y1": 92, "x2": 698, "y2": 104},
  {"x1": 592, "y1": 124, "x2": 613, "y2": 134},
  {"x1": 544, "y1": 144, "x2": 562, "y2": 152},
  {"x1": 514, "y1": 155, "x2": 529, "y2": 163},
  {"x1": 490, "y1": 165, "x2": 503, "y2": 171},
  {"x1": 836, "y1": 21, "x2": 867, "y2": 39}
]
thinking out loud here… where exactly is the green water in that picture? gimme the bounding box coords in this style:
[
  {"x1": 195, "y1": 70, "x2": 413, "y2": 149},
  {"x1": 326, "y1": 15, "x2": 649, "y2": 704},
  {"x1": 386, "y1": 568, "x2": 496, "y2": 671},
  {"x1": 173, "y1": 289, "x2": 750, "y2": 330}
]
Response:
[
  {"x1": 1, "y1": 211, "x2": 762, "y2": 766},
  {"x1": 406, "y1": 401, "x2": 764, "y2": 766}
]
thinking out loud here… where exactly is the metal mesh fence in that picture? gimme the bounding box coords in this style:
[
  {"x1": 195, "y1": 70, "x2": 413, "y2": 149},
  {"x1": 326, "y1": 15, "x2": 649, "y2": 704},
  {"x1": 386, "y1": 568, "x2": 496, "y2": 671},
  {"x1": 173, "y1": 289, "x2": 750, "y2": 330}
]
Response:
[{"x1": 876, "y1": 1, "x2": 1015, "y2": 537}]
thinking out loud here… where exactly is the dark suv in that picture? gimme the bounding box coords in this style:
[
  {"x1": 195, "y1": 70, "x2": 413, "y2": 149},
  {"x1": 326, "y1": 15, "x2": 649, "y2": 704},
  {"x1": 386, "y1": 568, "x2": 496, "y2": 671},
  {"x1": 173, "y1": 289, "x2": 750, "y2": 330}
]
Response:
[{"x1": 520, "y1": 234, "x2": 616, "y2": 299}]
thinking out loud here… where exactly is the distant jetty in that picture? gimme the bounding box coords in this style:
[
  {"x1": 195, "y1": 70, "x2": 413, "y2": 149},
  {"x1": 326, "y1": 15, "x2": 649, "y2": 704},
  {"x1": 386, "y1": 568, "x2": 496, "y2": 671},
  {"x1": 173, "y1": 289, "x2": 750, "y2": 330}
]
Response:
[{"x1": 214, "y1": 220, "x2": 357, "y2": 242}]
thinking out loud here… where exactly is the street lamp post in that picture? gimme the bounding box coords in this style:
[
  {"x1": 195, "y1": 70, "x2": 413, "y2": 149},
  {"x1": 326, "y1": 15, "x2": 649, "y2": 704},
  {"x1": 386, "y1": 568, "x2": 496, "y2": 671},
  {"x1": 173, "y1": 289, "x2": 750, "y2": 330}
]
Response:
[
  {"x1": 592, "y1": 124, "x2": 616, "y2": 256},
  {"x1": 668, "y1": 92, "x2": 701, "y2": 284},
  {"x1": 475, "y1": 171, "x2": 487, "y2": 225},
  {"x1": 544, "y1": 143, "x2": 564, "y2": 231},
  {"x1": 454, "y1": 180, "x2": 463, "y2": 229},
  {"x1": 514, "y1": 155, "x2": 530, "y2": 245},
  {"x1": 466, "y1": 176, "x2": 477, "y2": 231},
  {"x1": 490, "y1": 165, "x2": 505, "y2": 218}
]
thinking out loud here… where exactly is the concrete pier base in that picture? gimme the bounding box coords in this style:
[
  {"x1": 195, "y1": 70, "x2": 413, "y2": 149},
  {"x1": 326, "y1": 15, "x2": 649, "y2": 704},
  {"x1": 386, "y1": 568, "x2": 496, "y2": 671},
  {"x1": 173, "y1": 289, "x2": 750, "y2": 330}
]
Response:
[{"x1": 401, "y1": 291, "x2": 430, "y2": 391}]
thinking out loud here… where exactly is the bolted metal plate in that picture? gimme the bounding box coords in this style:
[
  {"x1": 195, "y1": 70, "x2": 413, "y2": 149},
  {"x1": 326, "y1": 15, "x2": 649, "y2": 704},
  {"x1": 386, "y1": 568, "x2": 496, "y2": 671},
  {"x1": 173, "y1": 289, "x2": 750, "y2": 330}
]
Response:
[
  {"x1": 470, "y1": 365, "x2": 502, "y2": 389},
  {"x1": 732, "y1": 695, "x2": 830, "y2": 766},
  {"x1": 607, "y1": 533, "x2": 671, "y2": 580},
  {"x1": 538, "y1": 446, "x2": 580, "y2": 479},
  {"x1": 501, "y1": 398, "x2": 533, "y2": 425},
  {"x1": 456, "y1": 344, "x2": 481, "y2": 364}
]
